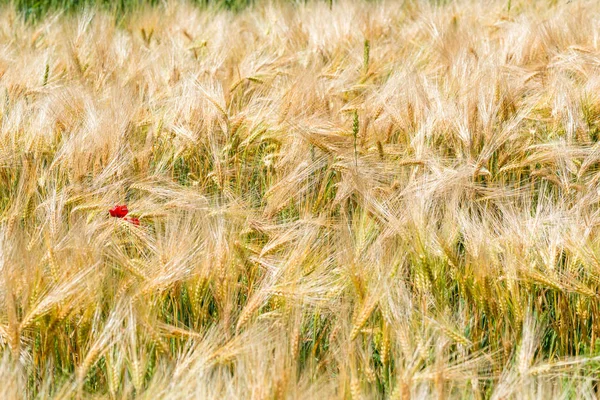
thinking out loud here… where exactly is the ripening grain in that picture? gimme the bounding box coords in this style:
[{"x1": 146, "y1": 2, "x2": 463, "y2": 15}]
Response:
[{"x1": 1, "y1": 0, "x2": 600, "y2": 398}]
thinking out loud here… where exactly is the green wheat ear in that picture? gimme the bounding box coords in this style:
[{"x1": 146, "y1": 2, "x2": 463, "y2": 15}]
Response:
[
  {"x1": 363, "y1": 39, "x2": 370, "y2": 74},
  {"x1": 353, "y1": 110, "x2": 359, "y2": 167},
  {"x1": 42, "y1": 63, "x2": 49, "y2": 86}
]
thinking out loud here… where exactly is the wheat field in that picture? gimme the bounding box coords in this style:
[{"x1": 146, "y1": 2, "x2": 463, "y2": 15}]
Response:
[{"x1": 2, "y1": 0, "x2": 600, "y2": 398}]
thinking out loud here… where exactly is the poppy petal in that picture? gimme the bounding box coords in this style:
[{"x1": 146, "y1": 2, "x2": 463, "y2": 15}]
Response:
[
  {"x1": 109, "y1": 204, "x2": 129, "y2": 218},
  {"x1": 124, "y1": 217, "x2": 140, "y2": 226}
]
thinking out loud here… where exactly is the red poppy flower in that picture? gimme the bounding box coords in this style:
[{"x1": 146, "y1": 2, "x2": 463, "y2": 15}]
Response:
[
  {"x1": 123, "y1": 217, "x2": 140, "y2": 226},
  {"x1": 109, "y1": 204, "x2": 129, "y2": 218}
]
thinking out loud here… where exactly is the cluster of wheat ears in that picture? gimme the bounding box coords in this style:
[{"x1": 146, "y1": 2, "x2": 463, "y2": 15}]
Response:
[{"x1": 2, "y1": 0, "x2": 600, "y2": 398}]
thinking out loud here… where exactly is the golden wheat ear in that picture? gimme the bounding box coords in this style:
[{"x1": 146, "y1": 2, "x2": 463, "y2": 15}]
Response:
[{"x1": 3, "y1": 0, "x2": 600, "y2": 397}]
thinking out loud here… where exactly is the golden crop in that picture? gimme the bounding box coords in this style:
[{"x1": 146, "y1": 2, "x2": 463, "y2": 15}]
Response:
[{"x1": 1, "y1": 0, "x2": 600, "y2": 398}]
